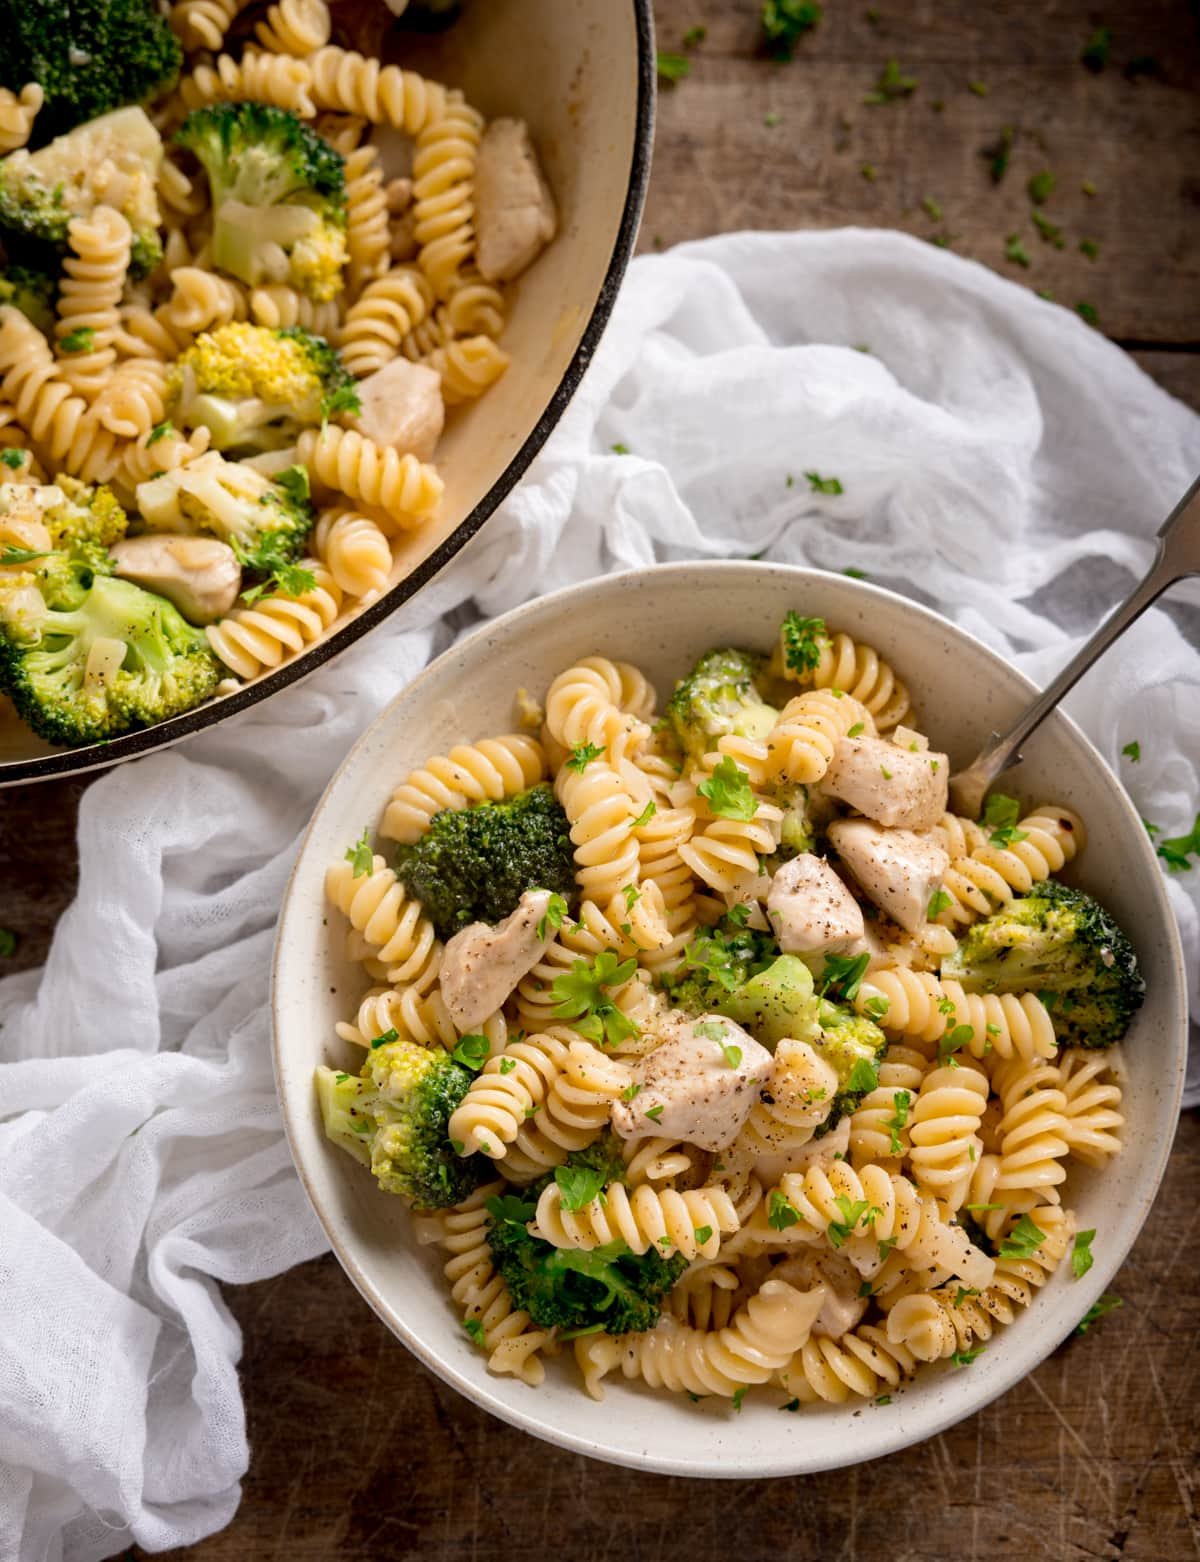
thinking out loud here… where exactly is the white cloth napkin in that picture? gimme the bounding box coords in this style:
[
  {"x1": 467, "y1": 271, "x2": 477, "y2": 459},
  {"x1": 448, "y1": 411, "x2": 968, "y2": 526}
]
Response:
[{"x1": 2, "y1": 229, "x2": 1198, "y2": 1560}]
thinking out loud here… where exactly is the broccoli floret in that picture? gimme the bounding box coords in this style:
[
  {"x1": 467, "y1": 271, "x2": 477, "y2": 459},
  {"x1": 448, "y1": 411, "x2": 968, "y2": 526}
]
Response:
[
  {"x1": 175, "y1": 104, "x2": 347, "y2": 301},
  {"x1": 0, "y1": 264, "x2": 56, "y2": 333},
  {"x1": 0, "y1": 0, "x2": 181, "y2": 145},
  {"x1": 811, "y1": 1000, "x2": 887, "y2": 1134},
  {"x1": 394, "y1": 784, "x2": 577, "y2": 942},
  {"x1": 0, "y1": 568, "x2": 220, "y2": 745},
  {"x1": 0, "y1": 107, "x2": 164, "y2": 276},
  {"x1": 660, "y1": 905, "x2": 780, "y2": 1016},
  {"x1": 316, "y1": 1038, "x2": 491, "y2": 1207},
  {"x1": 166, "y1": 323, "x2": 360, "y2": 455},
  {"x1": 43, "y1": 476, "x2": 128, "y2": 552},
  {"x1": 722, "y1": 953, "x2": 822, "y2": 1048},
  {"x1": 665, "y1": 647, "x2": 778, "y2": 764},
  {"x1": 484, "y1": 1147, "x2": 686, "y2": 1335},
  {"x1": 135, "y1": 450, "x2": 314, "y2": 568},
  {"x1": 941, "y1": 881, "x2": 1144, "y2": 1049}
]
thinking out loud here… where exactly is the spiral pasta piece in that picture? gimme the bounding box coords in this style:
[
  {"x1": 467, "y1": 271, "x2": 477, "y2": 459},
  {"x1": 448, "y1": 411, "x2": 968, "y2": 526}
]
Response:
[
  {"x1": 885, "y1": 1206, "x2": 1074, "y2": 1361},
  {"x1": 170, "y1": 0, "x2": 248, "y2": 50},
  {"x1": 677, "y1": 787, "x2": 783, "y2": 895},
  {"x1": 338, "y1": 267, "x2": 435, "y2": 377},
  {"x1": 931, "y1": 805, "x2": 1087, "y2": 927},
  {"x1": 157, "y1": 268, "x2": 249, "y2": 347},
  {"x1": 180, "y1": 52, "x2": 315, "y2": 118},
  {"x1": 314, "y1": 507, "x2": 393, "y2": 602},
  {"x1": 510, "y1": 913, "x2": 659, "y2": 1044},
  {"x1": 847, "y1": 1044, "x2": 929, "y2": 1166},
  {"x1": 444, "y1": 275, "x2": 506, "y2": 339},
  {"x1": 118, "y1": 423, "x2": 211, "y2": 490},
  {"x1": 255, "y1": 0, "x2": 332, "y2": 54},
  {"x1": 1055, "y1": 1049, "x2": 1124, "y2": 1166},
  {"x1": 779, "y1": 1322, "x2": 917, "y2": 1403},
  {"x1": 0, "y1": 307, "x2": 119, "y2": 482},
  {"x1": 555, "y1": 759, "x2": 645, "y2": 906},
  {"x1": 544, "y1": 656, "x2": 656, "y2": 769},
  {"x1": 249, "y1": 285, "x2": 342, "y2": 339},
  {"x1": 205, "y1": 558, "x2": 342, "y2": 680},
  {"x1": 533, "y1": 1179, "x2": 739, "y2": 1262},
  {"x1": 855, "y1": 969, "x2": 1057, "y2": 1063},
  {"x1": 380, "y1": 733, "x2": 547, "y2": 844},
  {"x1": 412, "y1": 97, "x2": 484, "y2": 300},
  {"x1": 764, "y1": 689, "x2": 876, "y2": 784},
  {"x1": 91, "y1": 359, "x2": 169, "y2": 439},
  {"x1": 298, "y1": 426, "x2": 443, "y2": 531},
  {"x1": 428, "y1": 336, "x2": 511, "y2": 405},
  {"x1": 773, "y1": 627, "x2": 911, "y2": 731},
  {"x1": 55, "y1": 207, "x2": 132, "y2": 397},
  {"x1": 990, "y1": 1055, "x2": 1071, "y2": 1197},
  {"x1": 664, "y1": 1263, "x2": 742, "y2": 1331},
  {"x1": 344, "y1": 145, "x2": 391, "y2": 293},
  {"x1": 335, "y1": 984, "x2": 507, "y2": 1055},
  {"x1": 907, "y1": 1063, "x2": 989, "y2": 1211},
  {"x1": 414, "y1": 1185, "x2": 554, "y2": 1384},
  {"x1": 620, "y1": 1135, "x2": 706, "y2": 1188},
  {"x1": 575, "y1": 1278, "x2": 825, "y2": 1401},
  {"x1": 0, "y1": 85, "x2": 42, "y2": 155},
  {"x1": 732, "y1": 1039, "x2": 839, "y2": 1164},
  {"x1": 543, "y1": 1038, "x2": 632, "y2": 1135},
  {"x1": 308, "y1": 47, "x2": 448, "y2": 134},
  {"x1": 325, "y1": 852, "x2": 440, "y2": 988}
]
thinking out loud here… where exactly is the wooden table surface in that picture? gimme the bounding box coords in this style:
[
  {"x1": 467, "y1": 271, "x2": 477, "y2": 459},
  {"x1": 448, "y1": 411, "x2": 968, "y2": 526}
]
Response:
[{"x1": 2, "y1": 1, "x2": 1197, "y2": 1557}]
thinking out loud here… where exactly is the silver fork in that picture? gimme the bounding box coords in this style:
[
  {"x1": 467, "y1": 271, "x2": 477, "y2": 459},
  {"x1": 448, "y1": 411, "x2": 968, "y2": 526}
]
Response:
[{"x1": 949, "y1": 472, "x2": 1200, "y2": 819}]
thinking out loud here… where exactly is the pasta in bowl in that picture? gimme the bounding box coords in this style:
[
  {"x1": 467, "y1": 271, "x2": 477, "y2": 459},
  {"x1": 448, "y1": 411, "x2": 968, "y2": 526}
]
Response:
[
  {"x1": 0, "y1": 0, "x2": 653, "y2": 782},
  {"x1": 273, "y1": 562, "x2": 1186, "y2": 1474}
]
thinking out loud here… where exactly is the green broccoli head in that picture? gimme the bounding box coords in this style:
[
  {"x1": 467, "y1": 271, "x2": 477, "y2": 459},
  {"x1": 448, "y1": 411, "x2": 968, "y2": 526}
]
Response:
[
  {"x1": 166, "y1": 323, "x2": 359, "y2": 455},
  {"x1": 0, "y1": 567, "x2": 220, "y2": 745},
  {"x1": 0, "y1": 0, "x2": 181, "y2": 144},
  {"x1": 0, "y1": 265, "x2": 57, "y2": 333},
  {"x1": 811, "y1": 1000, "x2": 887, "y2": 1135},
  {"x1": 316, "y1": 1039, "x2": 491, "y2": 1208},
  {"x1": 175, "y1": 105, "x2": 347, "y2": 300},
  {"x1": 0, "y1": 107, "x2": 164, "y2": 276},
  {"x1": 394, "y1": 784, "x2": 577, "y2": 942},
  {"x1": 485, "y1": 1169, "x2": 687, "y2": 1335},
  {"x1": 135, "y1": 451, "x2": 314, "y2": 568},
  {"x1": 721, "y1": 954, "x2": 821, "y2": 1049},
  {"x1": 941, "y1": 881, "x2": 1144, "y2": 1049},
  {"x1": 665, "y1": 647, "x2": 778, "y2": 764},
  {"x1": 660, "y1": 904, "x2": 781, "y2": 1017},
  {"x1": 43, "y1": 477, "x2": 129, "y2": 553}
]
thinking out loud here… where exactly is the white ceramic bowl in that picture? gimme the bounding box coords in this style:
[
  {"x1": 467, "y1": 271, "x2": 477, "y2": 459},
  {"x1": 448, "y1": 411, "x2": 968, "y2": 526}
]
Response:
[{"x1": 272, "y1": 562, "x2": 1187, "y2": 1476}]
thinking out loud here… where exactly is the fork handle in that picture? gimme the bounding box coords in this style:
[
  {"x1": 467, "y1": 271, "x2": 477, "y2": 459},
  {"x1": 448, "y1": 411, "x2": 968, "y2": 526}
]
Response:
[{"x1": 965, "y1": 471, "x2": 1200, "y2": 788}]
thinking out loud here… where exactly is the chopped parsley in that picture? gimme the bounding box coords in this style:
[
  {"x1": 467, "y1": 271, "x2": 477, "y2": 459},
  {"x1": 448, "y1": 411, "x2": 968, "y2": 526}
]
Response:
[
  {"x1": 939, "y1": 1023, "x2": 974, "y2": 1062},
  {"x1": 0, "y1": 928, "x2": 17, "y2": 957},
  {"x1": 953, "y1": 1286, "x2": 980, "y2": 1307},
  {"x1": 863, "y1": 993, "x2": 890, "y2": 1022},
  {"x1": 861, "y1": 163, "x2": 878, "y2": 182},
  {"x1": 921, "y1": 195, "x2": 943, "y2": 220},
  {"x1": 656, "y1": 51, "x2": 691, "y2": 82},
  {"x1": 555, "y1": 1162, "x2": 608, "y2": 1211},
  {"x1": 551, "y1": 950, "x2": 640, "y2": 1047},
  {"x1": 880, "y1": 765, "x2": 893, "y2": 780},
  {"x1": 983, "y1": 127, "x2": 1015, "y2": 183},
  {"x1": 1004, "y1": 233, "x2": 1031, "y2": 269},
  {"x1": 764, "y1": 109, "x2": 781, "y2": 127},
  {"x1": 982, "y1": 793, "x2": 1028, "y2": 849},
  {"x1": 865, "y1": 57, "x2": 917, "y2": 104},
  {"x1": 370, "y1": 1028, "x2": 399, "y2": 1049},
  {"x1": 1032, "y1": 210, "x2": 1066, "y2": 248},
  {"x1": 731, "y1": 1385, "x2": 749, "y2": 1411},
  {"x1": 1075, "y1": 301, "x2": 1100, "y2": 326},
  {"x1": 846, "y1": 1056, "x2": 879, "y2": 1093},
  {"x1": 58, "y1": 326, "x2": 95, "y2": 353},
  {"x1": 611, "y1": 442, "x2": 631, "y2": 454},
  {"x1": 451, "y1": 1034, "x2": 491, "y2": 1072},
  {"x1": 805, "y1": 471, "x2": 844, "y2": 495},
  {"x1": 1156, "y1": 813, "x2": 1200, "y2": 872},
  {"x1": 345, "y1": 827, "x2": 373, "y2": 877},
  {"x1": 950, "y1": 1346, "x2": 985, "y2": 1367},
  {"x1": 622, "y1": 884, "x2": 641, "y2": 909},
  {"x1": 644, "y1": 1103, "x2": 664, "y2": 1122},
  {"x1": 1027, "y1": 170, "x2": 1055, "y2": 205},
  {"x1": 998, "y1": 1214, "x2": 1045, "y2": 1260},
  {"x1": 827, "y1": 1195, "x2": 879, "y2": 1249},
  {"x1": 694, "y1": 1224, "x2": 714, "y2": 1245},
  {"x1": 620, "y1": 1082, "x2": 641, "y2": 1102},
  {"x1": 1121, "y1": 739, "x2": 1141, "y2": 761},
  {"x1": 847, "y1": 721, "x2": 866, "y2": 738},
  {"x1": 1071, "y1": 1228, "x2": 1096, "y2": 1279},
  {"x1": 499, "y1": 1057, "x2": 517, "y2": 1075},
  {"x1": 818, "y1": 951, "x2": 871, "y2": 1003},
  {"x1": 761, "y1": 0, "x2": 823, "y2": 61},
  {"x1": 697, "y1": 756, "x2": 757, "y2": 821},
  {"x1": 630, "y1": 800, "x2": 657, "y2": 829},
  {"x1": 927, "y1": 887, "x2": 953, "y2": 919},
  {"x1": 463, "y1": 1317, "x2": 485, "y2": 1345},
  {"x1": 967, "y1": 79, "x2": 988, "y2": 96},
  {"x1": 885, "y1": 1089, "x2": 911, "y2": 1154},
  {"x1": 0, "y1": 448, "x2": 26, "y2": 469},
  {"x1": 781, "y1": 610, "x2": 827, "y2": 674},
  {"x1": 683, "y1": 24, "x2": 707, "y2": 46},
  {"x1": 768, "y1": 1190, "x2": 802, "y2": 1230},
  {"x1": 697, "y1": 1019, "x2": 744, "y2": 1069},
  {"x1": 1080, "y1": 237, "x2": 1100, "y2": 261},
  {"x1": 566, "y1": 742, "x2": 605, "y2": 772},
  {"x1": 1075, "y1": 1293, "x2": 1122, "y2": 1335},
  {"x1": 536, "y1": 892, "x2": 570, "y2": 941}
]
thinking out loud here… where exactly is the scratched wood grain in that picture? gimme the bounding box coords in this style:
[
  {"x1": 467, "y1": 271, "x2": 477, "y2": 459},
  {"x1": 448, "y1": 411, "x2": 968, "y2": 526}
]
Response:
[{"x1": 2, "y1": 0, "x2": 1198, "y2": 1556}]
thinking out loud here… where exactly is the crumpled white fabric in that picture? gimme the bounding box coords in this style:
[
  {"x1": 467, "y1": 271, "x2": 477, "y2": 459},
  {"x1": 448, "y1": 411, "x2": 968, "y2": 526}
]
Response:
[{"x1": 1, "y1": 229, "x2": 1198, "y2": 1560}]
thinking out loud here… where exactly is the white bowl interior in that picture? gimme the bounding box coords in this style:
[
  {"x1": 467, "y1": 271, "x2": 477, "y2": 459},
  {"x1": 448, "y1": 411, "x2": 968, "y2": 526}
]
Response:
[{"x1": 273, "y1": 563, "x2": 1186, "y2": 1476}]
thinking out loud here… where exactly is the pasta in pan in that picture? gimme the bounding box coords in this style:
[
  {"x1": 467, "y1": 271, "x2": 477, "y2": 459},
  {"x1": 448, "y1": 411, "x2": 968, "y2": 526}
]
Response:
[{"x1": 315, "y1": 609, "x2": 1141, "y2": 1404}]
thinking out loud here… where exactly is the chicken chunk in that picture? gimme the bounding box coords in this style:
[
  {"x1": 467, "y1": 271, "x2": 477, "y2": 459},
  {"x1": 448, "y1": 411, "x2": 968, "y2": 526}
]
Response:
[
  {"x1": 820, "y1": 734, "x2": 948, "y2": 832},
  {"x1": 767, "y1": 853, "x2": 865, "y2": 955},
  {"x1": 828, "y1": 819, "x2": 949, "y2": 934},
  {"x1": 350, "y1": 357, "x2": 444, "y2": 462},
  {"x1": 474, "y1": 118, "x2": 557, "y2": 283},
  {"x1": 439, "y1": 889, "x2": 554, "y2": 1033},
  {"x1": 610, "y1": 1011, "x2": 773, "y2": 1152}
]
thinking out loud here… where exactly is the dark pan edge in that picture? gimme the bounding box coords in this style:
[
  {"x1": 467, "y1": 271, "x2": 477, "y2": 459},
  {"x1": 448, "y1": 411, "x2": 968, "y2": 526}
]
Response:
[{"x1": 0, "y1": 0, "x2": 657, "y2": 788}]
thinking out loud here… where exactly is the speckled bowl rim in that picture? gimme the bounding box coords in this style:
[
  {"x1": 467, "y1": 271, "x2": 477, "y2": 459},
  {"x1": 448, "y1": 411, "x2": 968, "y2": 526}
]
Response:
[
  {"x1": 0, "y1": 0, "x2": 657, "y2": 787},
  {"x1": 272, "y1": 561, "x2": 1188, "y2": 1477}
]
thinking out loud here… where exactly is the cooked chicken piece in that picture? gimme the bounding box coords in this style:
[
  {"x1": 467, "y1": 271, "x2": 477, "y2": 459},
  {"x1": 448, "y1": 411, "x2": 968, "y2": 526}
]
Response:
[
  {"x1": 109, "y1": 534, "x2": 241, "y2": 625},
  {"x1": 610, "y1": 1011, "x2": 773, "y2": 1152},
  {"x1": 772, "y1": 1250, "x2": 869, "y2": 1340},
  {"x1": 767, "y1": 853, "x2": 865, "y2": 955},
  {"x1": 828, "y1": 819, "x2": 949, "y2": 935},
  {"x1": 351, "y1": 357, "x2": 444, "y2": 462},
  {"x1": 440, "y1": 889, "x2": 554, "y2": 1033},
  {"x1": 474, "y1": 118, "x2": 557, "y2": 283},
  {"x1": 820, "y1": 734, "x2": 948, "y2": 832}
]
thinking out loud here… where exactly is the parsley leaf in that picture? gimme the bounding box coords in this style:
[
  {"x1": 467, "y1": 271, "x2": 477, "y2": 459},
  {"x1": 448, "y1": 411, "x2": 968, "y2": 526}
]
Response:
[
  {"x1": 768, "y1": 1190, "x2": 801, "y2": 1230},
  {"x1": 950, "y1": 1346, "x2": 985, "y2": 1367},
  {"x1": 827, "y1": 1194, "x2": 876, "y2": 1248},
  {"x1": 1074, "y1": 1293, "x2": 1122, "y2": 1335},
  {"x1": 1121, "y1": 740, "x2": 1141, "y2": 762},
  {"x1": 683, "y1": 24, "x2": 707, "y2": 47},
  {"x1": 781, "y1": 610, "x2": 827, "y2": 674},
  {"x1": 620, "y1": 1082, "x2": 641, "y2": 1102},
  {"x1": 805, "y1": 471, "x2": 844, "y2": 495},
  {"x1": 761, "y1": 0, "x2": 822, "y2": 61},
  {"x1": 370, "y1": 1028, "x2": 399, "y2": 1049},
  {"x1": 818, "y1": 951, "x2": 870, "y2": 1003},
  {"x1": 696, "y1": 1018, "x2": 743, "y2": 1068},
  {"x1": 486, "y1": 1193, "x2": 538, "y2": 1226},
  {"x1": 1157, "y1": 812, "x2": 1200, "y2": 872},
  {"x1": 566, "y1": 742, "x2": 605, "y2": 772},
  {"x1": 1027, "y1": 169, "x2": 1055, "y2": 204},
  {"x1": 0, "y1": 545, "x2": 50, "y2": 565},
  {"x1": 536, "y1": 892, "x2": 569, "y2": 941},
  {"x1": 865, "y1": 57, "x2": 918, "y2": 104},
  {"x1": 345, "y1": 826, "x2": 373, "y2": 877},
  {"x1": 694, "y1": 1224, "x2": 714, "y2": 1245},
  {"x1": 731, "y1": 1385, "x2": 748, "y2": 1411},
  {"x1": 629, "y1": 800, "x2": 657, "y2": 830},
  {"x1": 927, "y1": 887, "x2": 953, "y2": 919},
  {"x1": 463, "y1": 1317, "x2": 485, "y2": 1345},
  {"x1": 622, "y1": 884, "x2": 641, "y2": 908},
  {"x1": 644, "y1": 1103, "x2": 664, "y2": 1122},
  {"x1": 58, "y1": 326, "x2": 95, "y2": 353},
  {"x1": 656, "y1": 50, "x2": 690, "y2": 81},
  {"x1": 451, "y1": 1034, "x2": 491, "y2": 1072},
  {"x1": 146, "y1": 419, "x2": 173, "y2": 445},
  {"x1": 997, "y1": 1213, "x2": 1045, "y2": 1260},
  {"x1": 551, "y1": 950, "x2": 640, "y2": 1048},
  {"x1": 0, "y1": 447, "x2": 26, "y2": 469},
  {"x1": 698, "y1": 756, "x2": 757, "y2": 821},
  {"x1": 1071, "y1": 1228, "x2": 1096, "y2": 1279},
  {"x1": 1004, "y1": 232, "x2": 1031, "y2": 268},
  {"x1": 939, "y1": 1023, "x2": 974, "y2": 1062},
  {"x1": 1075, "y1": 301, "x2": 1100, "y2": 327},
  {"x1": 555, "y1": 1162, "x2": 608, "y2": 1211},
  {"x1": 984, "y1": 126, "x2": 1015, "y2": 183},
  {"x1": 846, "y1": 1057, "x2": 879, "y2": 1093},
  {"x1": 982, "y1": 793, "x2": 1028, "y2": 848},
  {"x1": 863, "y1": 993, "x2": 890, "y2": 1021},
  {"x1": 885, "y1": 1089, "x2": 911, "y2": 1154},
  {"x1": 0, "y1": 928, "x2": 17, "y2": 957},
  {"x1": 499, "y1": 1057, "x2": 517, "y2": 1075},
  {"x1": 321, "y1": 381, "x2": 362, "y2": 424}
]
